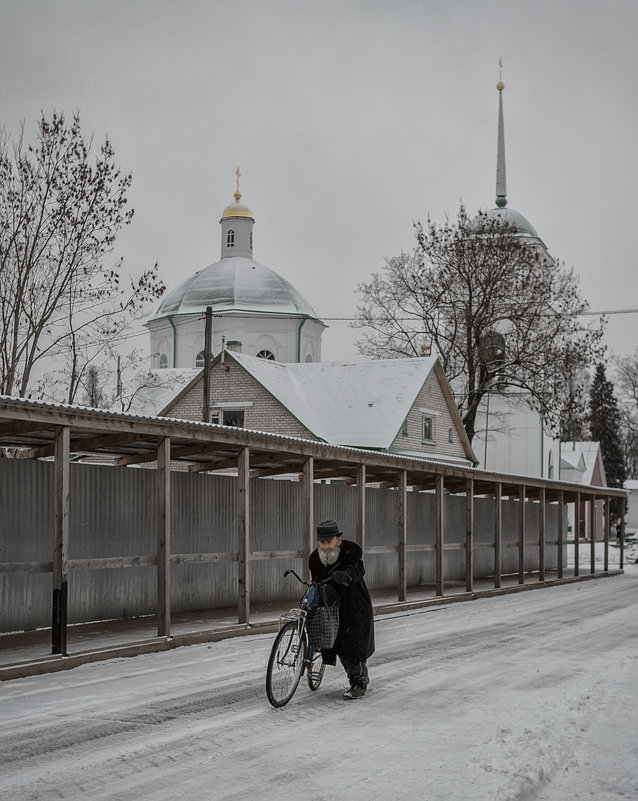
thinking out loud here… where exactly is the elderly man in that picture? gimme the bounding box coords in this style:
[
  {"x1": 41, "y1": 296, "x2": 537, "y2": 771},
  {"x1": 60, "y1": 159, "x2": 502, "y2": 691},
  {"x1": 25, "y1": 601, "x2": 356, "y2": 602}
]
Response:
[{"x1": 308, "y1": 519, "x2": 375, "y2": 699}]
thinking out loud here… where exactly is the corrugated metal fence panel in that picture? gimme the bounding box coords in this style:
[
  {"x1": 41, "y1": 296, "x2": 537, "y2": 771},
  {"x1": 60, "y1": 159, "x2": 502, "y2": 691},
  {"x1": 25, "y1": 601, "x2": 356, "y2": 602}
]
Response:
[
  {"x1": 67, "y1": 463, "x2": 157, "y2": 624},
  {"x1": 171, "y1": 471, "x2": 238, "y2": 612},
  {"x1": 0, "y1": 459, "x2": 53, "y2": 631},
  {"x1": 1, "y1": 461, "x2": 564, "y2": 633}
]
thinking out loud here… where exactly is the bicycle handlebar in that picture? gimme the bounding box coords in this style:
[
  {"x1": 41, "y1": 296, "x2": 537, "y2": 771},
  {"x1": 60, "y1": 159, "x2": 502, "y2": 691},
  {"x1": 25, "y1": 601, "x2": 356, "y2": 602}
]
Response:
[
  {"x1": 283, "y1": 569, "x2": 333, "y2": 587},
  {"x1": 283, "y1": 568, "x2": 307, "y2": 585}
]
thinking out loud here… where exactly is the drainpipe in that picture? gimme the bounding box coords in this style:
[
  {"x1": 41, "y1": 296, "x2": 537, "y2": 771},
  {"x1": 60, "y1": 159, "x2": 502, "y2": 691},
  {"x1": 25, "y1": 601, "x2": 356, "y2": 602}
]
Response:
[
  {"x1": 296, "y1": 317, "x2": 308, "y2": 362},
  {"x1": 167, "y1": 316, "x2": 178, "y2": 367}
]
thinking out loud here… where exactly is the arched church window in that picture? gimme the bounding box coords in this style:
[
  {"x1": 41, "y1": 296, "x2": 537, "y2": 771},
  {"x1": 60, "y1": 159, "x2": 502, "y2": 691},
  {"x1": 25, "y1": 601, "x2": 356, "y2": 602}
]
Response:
[
  {"x1": 305, "y1": 354, "x2": 313, "y2": 363},
  {"x1": 227, "y1": 229, "x2": 235, "y2": 248},
  {"x1": 250, "y1": 232, "x2": 253, "y2": 249},
  {"x1": 159, "y1": 353, "x2": 168, "y2": 369},
  {"x1": 547, "y1": 450, "x2": 554, "y2": 480},
  {"x1": 195, "y1": 350, "x2": 205, "y2": 368},
  {"x1": 256, "y1": 349, "x2": 276, "y2": 361}
]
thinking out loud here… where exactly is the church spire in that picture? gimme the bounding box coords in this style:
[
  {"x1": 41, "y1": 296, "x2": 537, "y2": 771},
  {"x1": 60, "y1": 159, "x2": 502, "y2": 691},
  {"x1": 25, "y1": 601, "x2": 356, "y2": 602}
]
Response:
[{"x1": 495, "y1": 59, "x2": 507, "y2": 209}]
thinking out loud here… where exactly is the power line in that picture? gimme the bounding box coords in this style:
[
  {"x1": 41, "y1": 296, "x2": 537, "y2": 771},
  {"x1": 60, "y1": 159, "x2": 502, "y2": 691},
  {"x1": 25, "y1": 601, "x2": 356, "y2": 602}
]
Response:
[
  {"x1": 582, "y1": 309, "x2": 638, "y2": 316},
  {"x1": 319, "y1": 309, "x2": 638, "y2": 321},
  {"x1": 36, "y1": 306, "x2": 638, "y2": 356}
]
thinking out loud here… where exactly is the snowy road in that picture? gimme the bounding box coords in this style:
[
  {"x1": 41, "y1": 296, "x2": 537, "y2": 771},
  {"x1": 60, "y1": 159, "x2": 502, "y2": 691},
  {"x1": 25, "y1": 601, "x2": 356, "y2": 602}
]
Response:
[{"x1": 1, "y1": 567, "x2": 637, "y2": 801}]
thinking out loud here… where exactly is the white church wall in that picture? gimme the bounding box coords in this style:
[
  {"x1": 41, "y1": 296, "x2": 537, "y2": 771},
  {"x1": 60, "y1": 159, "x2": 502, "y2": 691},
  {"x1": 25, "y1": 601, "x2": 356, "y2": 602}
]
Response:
[
  {"x1": 473, "y1": 392, "x2": 560, "y2": 479},
  {"x1": 149, "y1": 311, "x2": 324, "y2": 368}
]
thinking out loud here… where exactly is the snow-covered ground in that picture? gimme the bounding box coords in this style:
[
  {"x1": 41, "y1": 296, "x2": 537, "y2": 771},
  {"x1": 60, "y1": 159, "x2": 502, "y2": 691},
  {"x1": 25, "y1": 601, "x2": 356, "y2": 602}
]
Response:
[{"x1": 1, "y1": 548, "x2": 637, "y2": 801}]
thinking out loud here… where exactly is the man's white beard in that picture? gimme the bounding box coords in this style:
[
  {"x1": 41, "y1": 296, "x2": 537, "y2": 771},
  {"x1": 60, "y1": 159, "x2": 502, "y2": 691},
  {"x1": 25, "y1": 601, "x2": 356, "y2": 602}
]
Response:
[{"x1": 319, "y1": 546, "x2": 341, "y2": 566}]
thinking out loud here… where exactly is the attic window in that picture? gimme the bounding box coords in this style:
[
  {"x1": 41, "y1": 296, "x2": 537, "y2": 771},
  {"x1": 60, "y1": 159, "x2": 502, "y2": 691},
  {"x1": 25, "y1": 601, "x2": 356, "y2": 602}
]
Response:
[
  {"x1": 227, "y1": 229, "x2": 235, "y2": 247},
  {"x1": 401, "y1": 418, "x2": 408, "y2": 436},
  {"x1": 210, "y1": 409, "x2": 245, "y2": 427},
  {"x1": 210, "y1": 402, "x2": 252, "y2": 428},
  {"x1": 421, "y1": 414, "x2": 435, "y2": 443},
  {"x1": 448, "y1": 428, "x2": 454, "y2": 443},
  {"x1": 222, "y1": 409, "x2": 244, "y2": 428}
]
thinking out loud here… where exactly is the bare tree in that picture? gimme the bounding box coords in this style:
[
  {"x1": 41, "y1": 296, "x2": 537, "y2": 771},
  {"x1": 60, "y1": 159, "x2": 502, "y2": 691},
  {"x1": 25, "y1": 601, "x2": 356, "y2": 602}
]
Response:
[
  {"x1": 0, "y1": 112, "x2": 164, "y2": 400},
  {"x1": 615, "y1": 350, "x2": 638, "y2": 479},
  {"x1": 353, "y1": 206, "x2": 604, "y2": 444}
]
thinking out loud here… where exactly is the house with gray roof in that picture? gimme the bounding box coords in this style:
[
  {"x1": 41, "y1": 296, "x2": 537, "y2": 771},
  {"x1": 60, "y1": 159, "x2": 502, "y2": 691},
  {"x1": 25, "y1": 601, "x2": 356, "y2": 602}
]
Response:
[{"x1": 159, "y1": 351, "x2": 477, "y2": 466}]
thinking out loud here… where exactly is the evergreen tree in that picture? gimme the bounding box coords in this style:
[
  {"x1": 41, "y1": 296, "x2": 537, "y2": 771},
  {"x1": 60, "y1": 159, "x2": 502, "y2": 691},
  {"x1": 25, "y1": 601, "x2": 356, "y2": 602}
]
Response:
[{"x1": 589, "y1": 364, "x2": 626, "y2": 521}]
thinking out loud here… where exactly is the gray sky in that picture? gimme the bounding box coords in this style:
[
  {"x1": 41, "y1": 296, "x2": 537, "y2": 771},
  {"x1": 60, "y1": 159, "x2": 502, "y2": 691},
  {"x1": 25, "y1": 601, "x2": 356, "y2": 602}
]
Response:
[{"x1": 1, "y1": 0, "x2": 636, "y2": 363}]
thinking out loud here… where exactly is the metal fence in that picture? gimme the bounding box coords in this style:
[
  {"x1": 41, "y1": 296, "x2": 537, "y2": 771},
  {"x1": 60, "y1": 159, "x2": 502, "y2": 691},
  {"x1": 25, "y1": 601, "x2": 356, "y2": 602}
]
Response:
[{"x1": 2, "y1": 459, "x2": 559, "y2": 633}]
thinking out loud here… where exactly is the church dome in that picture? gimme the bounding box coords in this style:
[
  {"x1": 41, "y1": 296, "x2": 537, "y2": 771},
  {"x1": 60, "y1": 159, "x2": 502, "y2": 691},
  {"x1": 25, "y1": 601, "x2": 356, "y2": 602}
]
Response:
[
  {"x1": 473, "y1": 206, "x2": 539, "y2": 239},
  {"x1": 153, "y1": 256, "x2": 318, "y2": 318},
  {"x1": 220, "y1": 201, "x2": 254, "y2": 222}
]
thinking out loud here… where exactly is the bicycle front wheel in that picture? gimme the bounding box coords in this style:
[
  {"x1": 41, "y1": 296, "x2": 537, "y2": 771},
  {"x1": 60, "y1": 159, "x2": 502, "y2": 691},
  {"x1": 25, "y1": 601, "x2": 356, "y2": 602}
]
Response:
[{"x1": 266, "y1": 621, "x2": 306, "y2": 707}]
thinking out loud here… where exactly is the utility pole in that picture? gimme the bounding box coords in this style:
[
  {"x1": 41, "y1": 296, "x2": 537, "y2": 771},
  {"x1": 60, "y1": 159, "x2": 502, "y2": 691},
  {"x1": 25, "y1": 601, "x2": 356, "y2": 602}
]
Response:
[
  {"x1": 116, "y1": 356, "x2": 123, "y2": 399},
  {"x1": 202, "y1": 306, "x2": 213, "y2": 422}
]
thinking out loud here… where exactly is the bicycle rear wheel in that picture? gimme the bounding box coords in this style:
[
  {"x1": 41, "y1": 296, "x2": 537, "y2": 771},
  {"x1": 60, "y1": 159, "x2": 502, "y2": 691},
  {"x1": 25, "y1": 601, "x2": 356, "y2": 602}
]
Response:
[
  {"x1": 306, "y1": 647, "x2": 325, "y2": 691},
  {"x1": 266, "y1": 621, "x2": 306, "y2": 707}
]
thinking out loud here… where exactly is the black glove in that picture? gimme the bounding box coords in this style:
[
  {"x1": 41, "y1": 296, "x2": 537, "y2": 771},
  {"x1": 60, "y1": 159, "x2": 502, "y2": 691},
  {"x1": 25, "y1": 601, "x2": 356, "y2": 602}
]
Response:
[{"x1": 331, "y1": 570, "x2": 352, "y2": 587}]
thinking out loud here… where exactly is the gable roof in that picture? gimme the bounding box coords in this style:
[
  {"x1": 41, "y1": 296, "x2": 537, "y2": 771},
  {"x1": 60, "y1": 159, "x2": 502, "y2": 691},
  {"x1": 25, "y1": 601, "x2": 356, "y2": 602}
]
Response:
[
  {"x1": 560, "y1": 441, "x2": 607, "y2": 487},
  {"x1": 161, "y1": 351, "x2": 476, "y2": 464}
]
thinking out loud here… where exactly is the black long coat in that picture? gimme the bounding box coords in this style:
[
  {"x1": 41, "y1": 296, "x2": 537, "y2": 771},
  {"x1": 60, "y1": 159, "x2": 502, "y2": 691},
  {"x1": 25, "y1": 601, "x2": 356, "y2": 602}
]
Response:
[{"x1": 308, "y1": 539, "x2": 375, "y2": 666}]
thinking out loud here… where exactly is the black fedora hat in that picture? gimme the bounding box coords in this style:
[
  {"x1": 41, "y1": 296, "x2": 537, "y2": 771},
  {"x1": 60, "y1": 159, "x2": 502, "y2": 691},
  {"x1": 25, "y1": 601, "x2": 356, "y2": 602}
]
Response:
[{"x1": 316, "y1": 520, "x2": 342, "y2": 540}]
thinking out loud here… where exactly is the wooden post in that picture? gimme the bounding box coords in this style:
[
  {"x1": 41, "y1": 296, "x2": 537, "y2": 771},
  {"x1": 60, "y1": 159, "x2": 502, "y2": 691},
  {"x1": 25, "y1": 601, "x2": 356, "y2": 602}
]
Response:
[
  {"x1": 237, "y1": 446, "x2": 250, "y2": 624},
  {"x1": 574, "y1": 493, "x2": 580, "y2": 577},
  {"x1": 518, "y1": 485, "x2": 526, "y2": 584},
  {"x1": 494, "y1": 482, "x2": 502, "y2": 589},
  {"x1": 157, "y1": 436, "x2": 171, "y2": 637},
  {"x1": 465, "y1": 477, "x2": 474, "y2": 593},
  {"x1": 398, "y1": 470, "x2": 407, "y2": 602},
  {"x1": 538, "y1": 487, "x2": 545, "y2": 581},
  {"x1": 302, "y1": 457, "x2": 314, "y2": 581},
  {"x1": 356, "y1": 464, "x2": 366, "y2": 553},
  {"x1": 435, "y1": 473, "x2": 444, "y2": 597},
  {"x1": 603, "y1": 497, "x2": 610, "y2": 573},
  {"x1": 52, "y1": 426, "x2": 70, "y2": 656},
  {"x1": 620, "y1": 505, "x2": 625, "y2": 570},
  {"x1": 590, "y1": 497, "x2": 596, "y2": 575},
  {"x1": 557, "y1": 491, "x2": 564, "y2": 579}
]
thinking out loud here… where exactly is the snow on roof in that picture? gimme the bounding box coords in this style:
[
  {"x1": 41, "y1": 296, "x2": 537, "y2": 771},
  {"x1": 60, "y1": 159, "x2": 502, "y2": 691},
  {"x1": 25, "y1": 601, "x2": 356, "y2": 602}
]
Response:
[
  {"x1": 152, "y1": 257, "x2": 318, "y2": 319},
  {"x1": 230, "y1": 351, "x2": 441, "y2": 450},
  {"x1": 560, "y1": 441, "x2": 606, "y2": 487}
]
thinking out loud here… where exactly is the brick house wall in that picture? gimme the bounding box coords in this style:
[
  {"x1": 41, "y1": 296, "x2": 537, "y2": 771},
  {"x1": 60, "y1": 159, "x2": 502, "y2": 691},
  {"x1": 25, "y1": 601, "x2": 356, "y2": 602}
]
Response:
[{"x1": 165, "y1": 359, "x2": 315, "y2": 440}]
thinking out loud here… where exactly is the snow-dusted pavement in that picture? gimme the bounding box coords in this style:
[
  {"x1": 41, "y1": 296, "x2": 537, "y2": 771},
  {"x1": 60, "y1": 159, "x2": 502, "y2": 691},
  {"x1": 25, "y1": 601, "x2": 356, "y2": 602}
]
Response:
[{"x1": 1, "y1": 564, "x2": 637, "y2": 801}]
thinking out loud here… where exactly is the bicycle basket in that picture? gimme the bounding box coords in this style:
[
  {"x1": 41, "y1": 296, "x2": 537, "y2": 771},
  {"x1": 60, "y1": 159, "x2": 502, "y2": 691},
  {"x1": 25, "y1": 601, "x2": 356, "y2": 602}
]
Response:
[{"x1": 306, "y1": 603, "x2": 339, "y2": 650}]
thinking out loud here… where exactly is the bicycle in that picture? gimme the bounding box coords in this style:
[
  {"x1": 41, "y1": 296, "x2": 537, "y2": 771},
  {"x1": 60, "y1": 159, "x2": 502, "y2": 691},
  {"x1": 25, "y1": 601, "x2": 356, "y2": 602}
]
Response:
[{"x1": 265, "y1": 569, "x2": 336, "y2": 708}]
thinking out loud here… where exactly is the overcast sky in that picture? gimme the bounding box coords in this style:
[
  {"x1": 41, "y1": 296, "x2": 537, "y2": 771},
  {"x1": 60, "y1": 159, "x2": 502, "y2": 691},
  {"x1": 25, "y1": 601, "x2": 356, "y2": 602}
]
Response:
[{"x1": 1, "y1": 0, "x2": 637, "y2": 363}]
